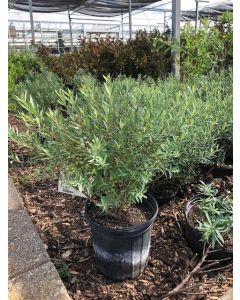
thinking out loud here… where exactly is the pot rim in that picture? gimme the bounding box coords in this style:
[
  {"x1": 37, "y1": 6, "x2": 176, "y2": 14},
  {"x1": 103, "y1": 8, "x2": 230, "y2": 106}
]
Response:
[
  {"x1": 184, "y1": 194, "x2": 202, "y2": 226},
  {"x1": 85, "y1": 194, "x2": 158, "y2": 234}
]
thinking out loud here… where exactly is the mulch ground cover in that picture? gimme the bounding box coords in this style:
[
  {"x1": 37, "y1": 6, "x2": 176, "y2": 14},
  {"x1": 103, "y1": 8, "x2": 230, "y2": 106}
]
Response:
[{"x1": 9, "y1": 115, "x2": 233, "y2": 300}]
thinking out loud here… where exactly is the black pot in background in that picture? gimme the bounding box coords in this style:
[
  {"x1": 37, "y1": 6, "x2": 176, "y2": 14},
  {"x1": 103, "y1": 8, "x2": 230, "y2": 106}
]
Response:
[
  {"x1": 199, "y1": 164, "x2": 233, "y2": 178},
  {"x1": 149, "y1": 189, "x2": 178, "y2": 206},
  {"x1": 148, "y1": 181, "x2": 180, "y2": 206},
  {"x1": 184, "y1": 195, "x2": 233, "y2": 260},
  {"x1": 85, "y1": 195, "x2": 158, "y2": 281},
  {"x1": 210, "y1": 165, "x2": 233, "y2": 177}
]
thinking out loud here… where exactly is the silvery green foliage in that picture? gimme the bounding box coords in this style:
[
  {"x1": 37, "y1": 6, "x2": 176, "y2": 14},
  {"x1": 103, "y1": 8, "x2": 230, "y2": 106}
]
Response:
[
  {"x1": 14, "y1": 69, "x2": 64, "y2": 112},
  {"x1": 71, "y1": 69, "x2": 95, "y2": 91},
  {"x1": 9, "y1": 70, "x2": 232, "y2": 212},
  {"x1": 197, "y1": 182, "x2": 233, "y2": 248}
]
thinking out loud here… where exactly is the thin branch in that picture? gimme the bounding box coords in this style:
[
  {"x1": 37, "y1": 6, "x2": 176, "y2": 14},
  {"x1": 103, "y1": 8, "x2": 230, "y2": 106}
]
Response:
[
  {"x1": 198, "y1": 263, "x2": 233, "y2": 274},
  {"x1": 181, "y1": 292, "x2": 207, "y2": 296},
  {"x1": 205, "y1": 257, "x2": 232, "y2": 263},
  {"x1": 157, "y1": 284, "x2": 203, "y2": 298},
  {"x1": 182, "y1": 253, "x2": 198, "y2": 278},
  {"x1": 172, "y1": 210, "x2": 183, "y2": 234},
  {"x1": 78, "y1": 227, "x2": 90, "y2": 232},
  {"x1": 79, "y1": 257, "x2": 91, "y2": 263},
  {"x1": 199, "y1": 261, "x2": 220, "y2": 272},
  {"x1": 208, "y1": 249, "x2": 222, "y2": 253},
  {"x1": 160, "y1": 246, "x2": 210, "y2": 300}
]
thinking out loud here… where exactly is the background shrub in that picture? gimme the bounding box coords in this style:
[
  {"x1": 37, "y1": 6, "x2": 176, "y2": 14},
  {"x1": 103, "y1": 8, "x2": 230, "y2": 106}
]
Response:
[
  {"x1": 182, "y1": 68, "x2": 233, "y2": 165},
  {"x1": 151, "y1": 70, "x2": 232, "y2": 183},
  {"x1": 36, "y1": 13, "x2": 232, "y2": 82},
  {"x1": 120, "y1": 29, "x2": 171, "y2": 80},
  {"x1": 181, "y1": 12, "x2": 232, "y2": 78},
  {"x1": 8, "y1": 50, "x2": 42, "y2": 110},
  {"x1": 14, "y1": 68, "x2": 64, "y2": 112},
  {"x1": 37, "y1": 29, "x2": 172, "y2": 82}
]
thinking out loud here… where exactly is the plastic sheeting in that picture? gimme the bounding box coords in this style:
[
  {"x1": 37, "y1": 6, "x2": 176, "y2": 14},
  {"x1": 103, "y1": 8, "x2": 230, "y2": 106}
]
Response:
[{"x1": 8, "y1": 0, "x2": 162, "y2": 16}]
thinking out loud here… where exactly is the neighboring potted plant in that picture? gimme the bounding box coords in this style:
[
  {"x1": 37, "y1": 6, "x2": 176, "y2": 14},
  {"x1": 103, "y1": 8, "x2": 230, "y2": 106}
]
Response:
[
  {"x1": 199, "y1": 143, "x2": 233, "y2": 178},
  {"x1": 184, "y1": 181, "x2": 233, "y2": 260}
]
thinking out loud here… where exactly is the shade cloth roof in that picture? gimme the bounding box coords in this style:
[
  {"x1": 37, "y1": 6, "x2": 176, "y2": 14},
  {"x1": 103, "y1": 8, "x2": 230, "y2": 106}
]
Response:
[
  {"x1": 181, "y1": 1, "x2": 233, "y2": 21},
  {"x1": 8, "y1": 0, "x2": 162, "y2": 16}
]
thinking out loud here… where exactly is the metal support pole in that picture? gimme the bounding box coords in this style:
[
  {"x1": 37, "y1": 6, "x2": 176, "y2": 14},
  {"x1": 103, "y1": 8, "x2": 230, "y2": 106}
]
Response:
[
  {"x1": 23, "y1": 23, "x2": 27, "y2": 49},
  {"x1": 171, "y1": 0, "x2": 181, "y2": 79},
  {"x1": 121, "y1": 11, "x2": 124, "y2": 40},
  {"x1": 195, "y1": 0, "x2": 209, "y2": 31},
  {"x1": 40, "y1": 21, "x2": 43, "y2": 43},
  {"x1": 128, "y1": 0, "x2": 132, "y2": 39},
  {"x1": 56, "y1": 31, "x2": 60, "y2": 54},
  {"x1": 83, "y1": 24, "x2": 86, "y2": 37},
  {"x1": 28, "y1": 0, "x2": 35, "y2": 44},
  {"x1": 163, "y1": 11, "x2": 166, "y2": 33},
  {"x1": 68, "y1": 9, "x2": 74, "y2": 52},
  {"x1": 8, "y1": 27, "x2": 11, "y2": 51},
  {"x1": 195, "y1": 0, "x2": 199, "y2": 32}
]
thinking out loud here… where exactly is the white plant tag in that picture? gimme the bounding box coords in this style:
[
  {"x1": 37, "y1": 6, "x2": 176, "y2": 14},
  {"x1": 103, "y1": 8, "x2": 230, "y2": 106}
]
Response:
[{"x1": 58, "y1": 179, "x2": 87, "y2": 198}]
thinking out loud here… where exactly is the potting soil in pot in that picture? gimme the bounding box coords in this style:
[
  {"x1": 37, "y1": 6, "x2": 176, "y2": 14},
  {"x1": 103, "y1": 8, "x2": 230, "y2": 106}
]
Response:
[{"x1": 88, "y1": 204, "x2": 152, "y2": 229}]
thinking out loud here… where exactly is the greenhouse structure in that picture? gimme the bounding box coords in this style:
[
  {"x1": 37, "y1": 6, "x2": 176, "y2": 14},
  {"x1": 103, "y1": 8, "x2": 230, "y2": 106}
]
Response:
[
  {"x1": 8, "y1": 1, "x2": 233, "y2": 299},
  {"x1": 8, "y1": 0, "x2": 232, "y2": 51}
]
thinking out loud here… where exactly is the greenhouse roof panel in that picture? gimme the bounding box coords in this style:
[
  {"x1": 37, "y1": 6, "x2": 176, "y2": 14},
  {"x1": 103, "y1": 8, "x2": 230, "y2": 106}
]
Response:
[
  {"x1": 8, "y1": 0, "x2": 162, "y2": 16},
  {"x1": 181, "y1": 1, "x2": 232, "y2": 21}
]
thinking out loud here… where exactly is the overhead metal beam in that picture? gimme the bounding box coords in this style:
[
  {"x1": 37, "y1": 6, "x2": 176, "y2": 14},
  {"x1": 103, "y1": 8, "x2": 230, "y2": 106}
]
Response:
[{"x1": 71, "y1": 17, "x2": 120, "y2": 22}]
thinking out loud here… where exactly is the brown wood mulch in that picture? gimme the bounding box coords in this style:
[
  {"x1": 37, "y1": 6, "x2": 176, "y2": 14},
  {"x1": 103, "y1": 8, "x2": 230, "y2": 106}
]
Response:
[
  {"x1": 9, "y1": 114, "x2": 233, "y2": 300},
  {"x1": 8, "y1": 163, "x2": 233, "y2": 300}
]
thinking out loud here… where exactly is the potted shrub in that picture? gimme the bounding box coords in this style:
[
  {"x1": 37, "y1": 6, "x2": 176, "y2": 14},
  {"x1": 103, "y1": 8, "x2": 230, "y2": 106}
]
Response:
[
  {"x1": 184, "y1": 181, "x2": 233, "y2": 260},
  {"x1": 9, "y1": 76, "x2": 171, "y2": 280}
]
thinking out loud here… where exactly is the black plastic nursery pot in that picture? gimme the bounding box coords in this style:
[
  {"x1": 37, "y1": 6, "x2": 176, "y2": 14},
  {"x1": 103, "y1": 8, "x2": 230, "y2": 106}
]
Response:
[
  {"x1": 200, "y1": 164, "x2": 233, "y2": 178},
  {"x1": 149, "y1": 188, "x2": 179, "y2": 206},
  {"x1": 210, "y1": 165, "x2": 233, "y2": 177},
  {"x1": 184, "y1": 196, "x2": 233, "y2": 261},
  {"x1": 85, "y1": 195, "x2": 158, "y2": 281},
  {"x1": 148, "y1": 181, "x2": 180, "y2": 206}
]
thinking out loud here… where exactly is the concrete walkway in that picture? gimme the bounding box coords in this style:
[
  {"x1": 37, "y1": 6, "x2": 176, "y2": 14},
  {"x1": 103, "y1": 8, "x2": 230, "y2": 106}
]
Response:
[{"x1": 8, "y1": 177, "x2": 71, "y2": 300}]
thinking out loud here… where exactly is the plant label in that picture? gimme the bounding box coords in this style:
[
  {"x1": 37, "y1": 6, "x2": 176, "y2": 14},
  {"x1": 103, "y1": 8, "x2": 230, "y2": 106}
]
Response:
[{"x1": 58, "y1": 180, "x2": 87, "y2": 198}]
